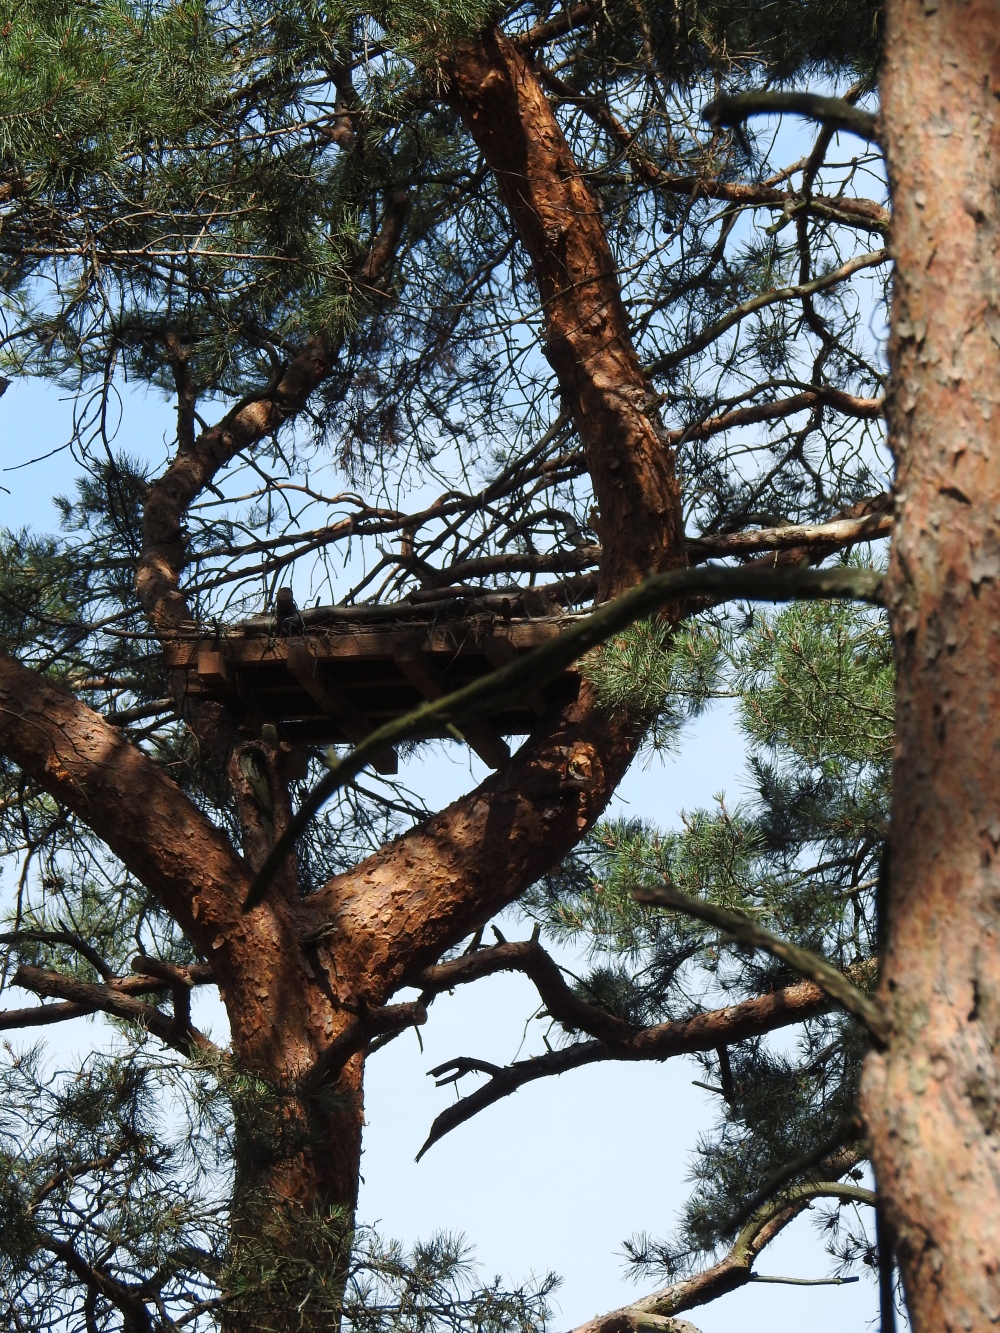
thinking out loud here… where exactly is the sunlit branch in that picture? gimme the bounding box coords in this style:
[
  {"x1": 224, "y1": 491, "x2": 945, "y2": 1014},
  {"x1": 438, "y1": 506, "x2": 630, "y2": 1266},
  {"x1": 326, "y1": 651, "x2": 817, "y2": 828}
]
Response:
[{"x1": 634, "y1": 883, "x2": 888, "y2": 1044}]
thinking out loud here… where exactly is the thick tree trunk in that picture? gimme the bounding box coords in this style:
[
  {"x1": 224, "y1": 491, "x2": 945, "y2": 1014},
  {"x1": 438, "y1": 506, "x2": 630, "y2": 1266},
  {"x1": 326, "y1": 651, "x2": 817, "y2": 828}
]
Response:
[
  {"x1": 224, "y1": 1054, "x2": 364, "y2": 1333},
  {"x1": 862, "y1": 3, "x2": 1000, "y2": 1328},
  {"x1": 0, "y1": 654, "x2": 364, "y2": 1328},
  {"x1": 297, "y1": 26, "x2": 686, "y2": 1008}
]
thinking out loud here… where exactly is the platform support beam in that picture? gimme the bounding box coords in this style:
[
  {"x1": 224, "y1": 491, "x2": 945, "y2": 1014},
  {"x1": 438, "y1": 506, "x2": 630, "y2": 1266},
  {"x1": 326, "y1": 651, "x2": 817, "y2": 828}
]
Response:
[
  {"x1": 483, "y1": 633, "x2": 547, "y2": 716},
  {"x1": 287, "y1": 641, "x2": 398, "y2": 775},
  {"x1": 394, "y1": 639, "x2": 511, "y2": 770}
]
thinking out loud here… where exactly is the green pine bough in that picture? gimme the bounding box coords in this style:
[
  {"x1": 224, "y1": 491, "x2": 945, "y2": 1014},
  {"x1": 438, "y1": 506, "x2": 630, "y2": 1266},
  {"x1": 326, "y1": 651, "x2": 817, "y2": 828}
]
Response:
[{"x1": 633, "y1": 881, "x2": 889, "y2": 1046}]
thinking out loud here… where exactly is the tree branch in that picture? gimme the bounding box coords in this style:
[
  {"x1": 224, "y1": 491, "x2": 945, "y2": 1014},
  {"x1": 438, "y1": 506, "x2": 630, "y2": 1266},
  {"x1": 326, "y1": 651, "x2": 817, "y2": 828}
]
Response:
[
  {"x1": 689, "y1": 504, "x2": 892, "y2": 561},
  {"x1": 654, "y1": 177, "x2": 890, "y2": 236},
  {"x1": 0, "y1": 652, "x2": 252, "y2": 964},
  {"x1": 415, "y1": 960, "x2": 871, "y2": 1158},
  {"x1": 12, "y1": 965, "x2": 220, "y2": 1057},
  {"x1": 416, "y1": 938, "x2": 641, "y2": 1049},
  {"x1": 634, "y1": 883, "x2": 888, "y2": 1044},
  {"x1": 311, "y1": 999, "x2": 427, "y2": 1083},
  {"x1": 647, "y1": 248, "x2": 889, "y2": 376},
  {"x1": 0, "y1": 928, "x2": 114, "y2": 980},
  {"x1": 723, "y1": 1115, "x2": 863, "y2": 1230},
  {"x1": 703, "y1": 92, "x2": 879, "y2": 143},
  {"x1": 138, "y1": 192, "x2": 410, "y2": 640},
  {"x1": 568, "y1": 1167, "x2": 870, "y2": 1333},
  {"x1": 41, "y1": 1232, "x2": 154, "y2": 1332}
]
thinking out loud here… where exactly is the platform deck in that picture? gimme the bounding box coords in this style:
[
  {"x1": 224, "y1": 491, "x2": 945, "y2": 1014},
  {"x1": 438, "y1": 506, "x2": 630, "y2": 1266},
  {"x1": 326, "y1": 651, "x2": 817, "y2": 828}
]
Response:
[{"x1": 162, "y1": 613, "x2": 579, "y2": 772}]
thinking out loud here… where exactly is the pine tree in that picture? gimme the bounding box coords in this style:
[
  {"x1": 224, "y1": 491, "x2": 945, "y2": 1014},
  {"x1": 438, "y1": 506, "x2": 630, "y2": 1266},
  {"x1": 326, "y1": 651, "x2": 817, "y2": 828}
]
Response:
[
  {"x1": 503, "y1": 592, "x2": 890, "y2": 1324},
  {"x1": 0, "y1": 1, "x2": 933, "y2": 1329}
]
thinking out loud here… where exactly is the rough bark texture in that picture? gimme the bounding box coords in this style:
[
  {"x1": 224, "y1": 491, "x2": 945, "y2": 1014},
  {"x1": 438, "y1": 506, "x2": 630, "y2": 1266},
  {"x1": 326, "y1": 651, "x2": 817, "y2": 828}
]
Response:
[
  {"x1": 441, "y1": 27, "x2": 685, "y2": 602},
  {"x1": 862, "y1": 3, "x2": 1000, "y2": 1328},
  {"x1": 0, "y1": 652, "x2": 368, "y2": 1333},
  {"x1": 294, "y1": 28, "x2": 686, "y2": 1007}
]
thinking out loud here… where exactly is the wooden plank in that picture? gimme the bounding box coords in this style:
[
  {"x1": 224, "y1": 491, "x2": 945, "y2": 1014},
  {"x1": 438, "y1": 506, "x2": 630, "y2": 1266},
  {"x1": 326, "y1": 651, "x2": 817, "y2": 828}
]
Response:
[
  {"x1": 162, "y1": 643, "x2": 197, "y2": 668},
  {"x1": 172, "y1": 618, "x2": 567, "y2": 667},
  {"x1": 394, "y1": 638, "x2": 510, "y2": 770},
  {"x1": 483, "y1": 632, "x2": 546, "y2": 716},
  {"x1": 196, "y1": 648, "x2": 230, "y2": 691},
  {"x1": 286, "y1": 641, "x2": 397, "y2": 775}
]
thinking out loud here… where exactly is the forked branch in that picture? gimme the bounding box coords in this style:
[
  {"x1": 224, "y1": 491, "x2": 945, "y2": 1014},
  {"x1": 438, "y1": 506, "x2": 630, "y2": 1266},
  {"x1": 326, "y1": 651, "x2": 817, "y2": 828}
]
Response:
[
  {"x1": 11, "y1": 964, "x2": 219, "y2": 1057},
  {"x1": 415, "y1": 947, "x2": 870, "y2": 1158}
]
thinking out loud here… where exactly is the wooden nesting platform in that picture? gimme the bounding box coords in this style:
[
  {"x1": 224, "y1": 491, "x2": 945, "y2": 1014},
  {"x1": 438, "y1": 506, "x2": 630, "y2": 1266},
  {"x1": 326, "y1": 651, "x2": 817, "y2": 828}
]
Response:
[{"x1": 162, "y1": 613, "x2": 579, "y2": 774}]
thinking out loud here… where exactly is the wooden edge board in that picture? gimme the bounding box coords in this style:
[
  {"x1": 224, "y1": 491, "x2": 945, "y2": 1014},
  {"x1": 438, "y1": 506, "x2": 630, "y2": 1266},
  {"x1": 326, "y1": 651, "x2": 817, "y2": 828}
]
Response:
[{"x1": 162, "y1": 617, "x2": 570, "y2": 668}]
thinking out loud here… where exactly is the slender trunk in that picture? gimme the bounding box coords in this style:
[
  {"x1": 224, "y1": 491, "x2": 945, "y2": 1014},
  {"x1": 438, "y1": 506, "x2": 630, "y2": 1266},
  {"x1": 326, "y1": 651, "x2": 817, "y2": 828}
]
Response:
[
  {"x1": 441, "y1": 28, "x2": 684, "y2": 602},
  {"x1": 862, "y1": 2, "x2": 1000, "y2": 1328}
]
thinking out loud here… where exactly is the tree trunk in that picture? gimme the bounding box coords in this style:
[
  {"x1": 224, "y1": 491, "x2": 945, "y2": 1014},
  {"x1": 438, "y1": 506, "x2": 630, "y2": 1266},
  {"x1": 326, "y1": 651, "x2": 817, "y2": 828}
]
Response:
[
  {"x1": 862, "y1": 2, "x2": 1000, "y2": 1327},
  {"x1": 440, "y1": 27, "x2": 684, "y2": 603},
  {"x1": 224, "y1": 1053, "x2": 365, "y2": 1333}
]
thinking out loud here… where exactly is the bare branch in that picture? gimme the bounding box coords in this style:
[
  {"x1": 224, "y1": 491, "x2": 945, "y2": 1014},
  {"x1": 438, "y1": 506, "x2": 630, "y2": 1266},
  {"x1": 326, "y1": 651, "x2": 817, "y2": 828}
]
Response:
[
  {"x1": 689, "y1": 504, "x2": 892, "y2": 561},
  {"x1": 415, "y1": 963, "x2": 870, "y2": 1158},
  {"x1": 12, "y1": 965, "x2": 220, "y2": 1057},
  {"x1": 417, "y1": 939, "x2": 640, "y2": 1048},
  {"x1": 569, "y1": 1168, "x2": 870, "y2": 1333},
  {"x1": 0, "y1": 928, "x2": 114, "y2": 980},
  {"x1": 647, "y1": 249, "x2": 889, "y2": 376},
  {"x1": 0, "y1": 650, "x2": 252, "y2": 960},
  {"x1": 312, "y1": 999, "x2": 427, "y2": 1082}
]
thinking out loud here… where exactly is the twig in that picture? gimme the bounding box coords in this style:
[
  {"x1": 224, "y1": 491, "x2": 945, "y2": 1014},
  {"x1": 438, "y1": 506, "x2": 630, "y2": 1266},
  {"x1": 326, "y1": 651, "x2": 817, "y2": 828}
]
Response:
[
  {"x1": 0, "y1": 928, "x2": 114, "y2": 980},
  {"x1": 751, "y1": 1274, "x2": 860, "y2": 1285}
]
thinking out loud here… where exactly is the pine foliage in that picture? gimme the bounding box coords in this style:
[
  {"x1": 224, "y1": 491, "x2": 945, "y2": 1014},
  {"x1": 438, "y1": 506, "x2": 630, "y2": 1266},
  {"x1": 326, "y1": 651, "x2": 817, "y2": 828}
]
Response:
[{"x1": 526, "y1": 590, "x2": 889, "y2": 1280}]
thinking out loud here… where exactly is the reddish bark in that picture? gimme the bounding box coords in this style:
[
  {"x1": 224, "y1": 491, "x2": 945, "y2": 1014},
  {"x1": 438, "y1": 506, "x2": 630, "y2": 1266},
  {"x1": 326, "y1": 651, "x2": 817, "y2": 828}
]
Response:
[
  {"x1": 291, "y1": 27, "x2": 688, "y2": 1005},
  {"x1": 862, "y1": 2, "x2": 1000, "y2": 1328},
  {"x1": 0, "y1": 651, "x2": 366, "y2": 1326},
  {"x1": 441, "y1": 27, "x2": 685, "y2": 601},
  {"x1": 0, "y1": 653, "x2": 247, "y2": 957}
]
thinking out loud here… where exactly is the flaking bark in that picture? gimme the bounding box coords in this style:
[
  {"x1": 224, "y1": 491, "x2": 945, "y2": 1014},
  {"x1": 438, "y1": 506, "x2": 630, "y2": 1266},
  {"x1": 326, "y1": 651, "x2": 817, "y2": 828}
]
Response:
[{"x1": 863, "y1": 2, "x2": 1000, "y2": 1327}]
